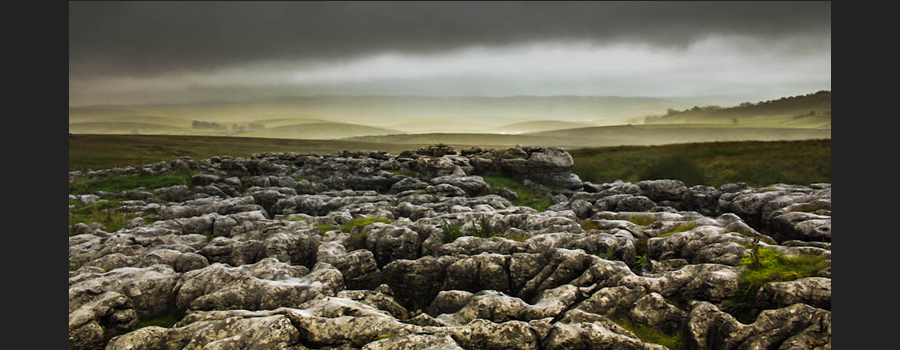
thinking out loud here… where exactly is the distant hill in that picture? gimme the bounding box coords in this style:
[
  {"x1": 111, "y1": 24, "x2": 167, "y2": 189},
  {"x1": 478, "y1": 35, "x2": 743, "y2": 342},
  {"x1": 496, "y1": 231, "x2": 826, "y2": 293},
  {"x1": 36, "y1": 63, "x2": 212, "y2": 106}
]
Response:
[
  {"x1": 644, "y1": 91, "x2": 831, "y2": 128},
  {"x1": 70, "y1": 95, "x2": 691, "y2": 134},
  {"x1": 246, "y1": 117, "x2": 330, "y2": 128},
  {"x1": 240, "y1": 122, "x2": 403, "y2": 140},
  {"x1": 492, "y1": 120, "x2": 594, "y2": 134},
  {"x1": 68, "y1": 122, "x2": 190, "y2": 135}
]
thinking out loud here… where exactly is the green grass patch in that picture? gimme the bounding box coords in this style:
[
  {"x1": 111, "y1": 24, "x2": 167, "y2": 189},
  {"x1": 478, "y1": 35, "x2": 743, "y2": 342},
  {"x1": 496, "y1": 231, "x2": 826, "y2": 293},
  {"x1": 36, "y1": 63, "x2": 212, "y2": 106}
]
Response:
[
  {"x1": 626, "y1": 215, "x2": 657, "y2": 226},
  {"x1": 632, "y1": 254, "x2": 651, "y2": 270},
  {"x1": 581, "y1": 219, "x2": 599, "y2": 231},
  {"x1": 315, "y1": 224, "x2": 333, "y2": 234},
  {"x1": 341, "y1": 217, "x2": 391, "y2": 250},
  {"x1": 635, "y1": 237, "x2": 650, "y2": 257},
  {"x1": 612, "y1": 317, "x2": 684, "y2": 350},
  {"x1": 371, "y1": 334, "x2": 391, "y2": 341},
  {"x1": 350, "y1": 231, "x2": 368, "y2": 251},
  {"x1": 507, "y1": 235, "x2": 530, "y2": 242},
  {"x1": 473, "y1": 217, "x2": 504, "y2": 238},
  {"x1": 69, "y1": 172, "x2": 193, "y2": 195},
  {"x1": 482, "y1": 175, "x2": 552, "y2": 212},
  {"x1": 285, "y1": 216, "x2": 309, "y2": 222},
  {"x1": 341, "y1": 217, "x2": 392, "y2": 233},
  {"x1": 570, "y1": 139, "x2": 831, "y2": 188},
  {"x1": 135, "y1": 313, "x2": 182, "y2": 329},
  {"x1": 658, "y1": 222, "x2": 699, "y2": 237},
  {"x1": 639, "y1": 156, "x2": 706, "y2": 186},
  {"x1": 68, "y1": 199, "x2": 133, "y2": 235},
  {"x1": 442, "y1": 220, "x2": 464, "y2": 243},
  {"x1": 721, "y1": 248, "x2": 830, "y2": 323},
  {"x1": 386, "y1": 169, "x2": 418, "y2": 177}
]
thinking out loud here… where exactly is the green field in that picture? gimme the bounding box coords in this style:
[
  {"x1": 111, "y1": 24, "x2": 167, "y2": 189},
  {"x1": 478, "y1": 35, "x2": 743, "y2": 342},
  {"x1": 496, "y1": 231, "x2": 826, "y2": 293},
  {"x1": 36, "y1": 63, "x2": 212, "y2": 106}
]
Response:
[
  {"x1": 346, "y1": 126, "x2": 830, "y2": 148},
  {"x1": 69, "y1": 135, "x2": 830, "y2": 188},
  {"x1": 569, "y1": 139, "x2": 831, "y2": 188},
  {"x1": 68, "y1": 134, "x2": 431, "y2": 171}
]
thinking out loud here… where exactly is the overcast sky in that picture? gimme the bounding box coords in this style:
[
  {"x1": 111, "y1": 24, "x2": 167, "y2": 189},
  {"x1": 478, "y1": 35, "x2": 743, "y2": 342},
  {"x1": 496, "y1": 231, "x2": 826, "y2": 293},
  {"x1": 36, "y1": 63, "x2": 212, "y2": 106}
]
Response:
[{"x1": 69, "y1": 1, "x2": 831, "y2": 106}]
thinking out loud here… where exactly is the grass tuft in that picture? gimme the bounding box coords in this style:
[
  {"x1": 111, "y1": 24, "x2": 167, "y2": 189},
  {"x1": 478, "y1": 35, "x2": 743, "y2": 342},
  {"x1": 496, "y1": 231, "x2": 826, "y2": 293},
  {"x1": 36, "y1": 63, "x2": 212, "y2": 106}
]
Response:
[
  {"x1": 658, "y1": 222, "x2": 699, "y2": 237},
  {"x1": 640, "y1": 156, "x2": 707, "y2": 186},
  {"x1": 626, "y1": 215, "x2": 656, "y2": 226},
  {"x1": 315, "y1": 224, "x2": 333, "y2": 234},
  {"x1": 341, "y1": 217, "x2": 391, "y2": 250},
  {"x1": 341, "y1": 217, "x2": 391, "y2": 233},
  {"x1": 482, "y1": 175, "x2": 552, "y2": 212},
  {"x1": 69, "y1": 172, "x2": 193, "y2": 195},
  {"x1": 721, "y1": 247, "x2": 830, "y2": 323},
  {"x1": 473, "y1": 217, "x2": 503, "y2": 238},
  {"x1": 136, "y1": 313, "x2": 182, "y2": 329},
  {"x1": 69, "y1": 199, "x2": 134, "y2": 235},
  {"x1": 442, "y1": 220, "x2": 464, "y2": 243},
  {"x1": 580, "y1": 219, "x2": 599, "y2": 231},
  {"x1": 612, "y1": 317, "x2": 684, "y2": 350}
]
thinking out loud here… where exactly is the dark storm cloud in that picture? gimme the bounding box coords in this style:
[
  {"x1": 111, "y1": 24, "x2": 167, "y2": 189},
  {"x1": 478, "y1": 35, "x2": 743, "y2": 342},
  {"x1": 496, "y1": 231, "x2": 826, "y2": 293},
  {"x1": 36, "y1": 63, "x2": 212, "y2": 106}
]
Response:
[{"x1": 69, "y1": 1, "x2": 830, "y2": 79}]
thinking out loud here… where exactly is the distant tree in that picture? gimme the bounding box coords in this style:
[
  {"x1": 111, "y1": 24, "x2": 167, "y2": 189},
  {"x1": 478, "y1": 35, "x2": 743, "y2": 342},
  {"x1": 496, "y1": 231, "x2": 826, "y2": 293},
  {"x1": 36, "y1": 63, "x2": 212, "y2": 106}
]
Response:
[
  {"x1": 192, "y1": 120, "x2": 227, "y2": 130},
  {"x1": 248, "y1": 123, "x2": 266, "y2": 131},
  {"x1": 732, "y1": 118, "x2": 738, "y2": 124},
  {"x1": 232, "y1": 124, "x2": 246, "y2": 132}
]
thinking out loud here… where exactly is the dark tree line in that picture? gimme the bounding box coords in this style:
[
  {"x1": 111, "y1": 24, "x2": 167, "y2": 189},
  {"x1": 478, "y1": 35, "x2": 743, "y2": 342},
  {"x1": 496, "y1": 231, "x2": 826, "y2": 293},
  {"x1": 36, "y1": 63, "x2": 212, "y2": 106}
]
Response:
[
  {"x1": 192, "y1": 120, "x2": 266, "y2": 132},
  {"x1": 192, "y1": 120, "x2": 227, "y2": 130}
]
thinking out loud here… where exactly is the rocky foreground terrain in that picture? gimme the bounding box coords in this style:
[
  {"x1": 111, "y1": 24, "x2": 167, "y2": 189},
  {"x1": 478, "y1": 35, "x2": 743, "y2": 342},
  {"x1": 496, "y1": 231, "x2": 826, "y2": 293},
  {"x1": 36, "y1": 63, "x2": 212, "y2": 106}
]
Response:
[{"x1": 68, "y1": 145, "x2": 831, "y2": 349}]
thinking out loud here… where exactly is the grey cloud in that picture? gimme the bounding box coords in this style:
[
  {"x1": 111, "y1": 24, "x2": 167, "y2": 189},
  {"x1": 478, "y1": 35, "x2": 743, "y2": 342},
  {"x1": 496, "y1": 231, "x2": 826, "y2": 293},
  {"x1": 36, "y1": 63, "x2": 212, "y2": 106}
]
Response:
[{"x1": 70, "y1": 1, "x2": 830, "y2": 79}]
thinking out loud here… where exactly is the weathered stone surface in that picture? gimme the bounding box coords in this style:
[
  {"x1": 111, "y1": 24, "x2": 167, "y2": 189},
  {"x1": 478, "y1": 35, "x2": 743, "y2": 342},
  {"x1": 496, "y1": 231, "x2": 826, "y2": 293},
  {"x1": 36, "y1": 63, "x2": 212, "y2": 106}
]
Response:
[
  {"x1": 757, "y1": 277, "x2": 831, "y2": 310},
  {"x1": 69, "y1": 264, "x2": 178, "y2": 319},
  {"x1": 365, "y1": 223, "x2": 421, "y2": 268},
  {"x1": 174, "y1": 258, "x2": 339, "y2": 312},
  {"x1": 68, "y1": 148, "x2": 833, "y2": 349},
  {"x1": 106, "y1": 312, "x2": 300, "y2": 350},
  {"x1": 685, "y1": 301, "x2": 831, "y2": 350},
  {"x1": 317, "y1": 241, "x2": 381, "y2": 290},
  {"x1": 69, "y1": 291, "x2": 138, "y2": 350},
  {"x1": 543, "y1": 322, "x2": 666, "y2": 350}
]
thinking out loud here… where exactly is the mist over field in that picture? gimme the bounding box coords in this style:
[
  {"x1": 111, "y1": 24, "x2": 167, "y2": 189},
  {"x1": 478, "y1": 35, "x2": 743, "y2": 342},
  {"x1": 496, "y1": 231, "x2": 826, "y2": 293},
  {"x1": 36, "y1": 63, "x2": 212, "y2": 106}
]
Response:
[{"x1": 68, "y1": 91, "x2": 831, "y2": 148}]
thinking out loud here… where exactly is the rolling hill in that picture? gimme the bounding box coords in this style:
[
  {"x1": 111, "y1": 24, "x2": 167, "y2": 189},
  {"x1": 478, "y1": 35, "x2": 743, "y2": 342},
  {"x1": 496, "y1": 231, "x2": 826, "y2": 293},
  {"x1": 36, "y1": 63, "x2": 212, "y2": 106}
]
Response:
[
  {"x1": 68, "y1": 122, "x2": 190, "y2": 135},
  {"x1": 644, "y1": 91, "x2": 831, "y2": 128},
  {"x1": 492, "y1": 120, "x2": 594, "y2": 134},
  {"x1": 239, "y1": 122, "x2": 404, "y2": 140}
]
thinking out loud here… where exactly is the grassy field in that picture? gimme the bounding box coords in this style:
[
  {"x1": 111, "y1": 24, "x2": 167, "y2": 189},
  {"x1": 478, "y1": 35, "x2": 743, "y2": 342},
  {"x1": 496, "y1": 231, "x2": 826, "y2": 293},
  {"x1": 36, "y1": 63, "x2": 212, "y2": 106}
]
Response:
[
  {"x1": 345, "y1": 126, "x2": 830, "y2": 148},
  {"x1": 68, "y1": 134, "x2": 431, "y2": 171},
  {"x1": 69, "y1": 135, "x2": 830, "y2": 188},
  {"x1": 569, "y1": 139, "x2": 831, "y2": 188}
]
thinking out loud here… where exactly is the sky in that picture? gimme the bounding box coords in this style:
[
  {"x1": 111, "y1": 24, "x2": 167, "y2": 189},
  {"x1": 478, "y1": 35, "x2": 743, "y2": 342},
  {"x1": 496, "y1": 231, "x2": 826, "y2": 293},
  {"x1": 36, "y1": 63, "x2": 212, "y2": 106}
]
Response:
[{"x1": 69, "y1": 1, "x2": 831, "y2": 107}]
